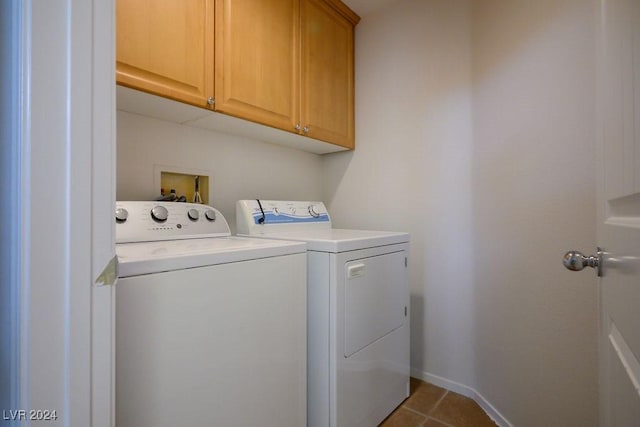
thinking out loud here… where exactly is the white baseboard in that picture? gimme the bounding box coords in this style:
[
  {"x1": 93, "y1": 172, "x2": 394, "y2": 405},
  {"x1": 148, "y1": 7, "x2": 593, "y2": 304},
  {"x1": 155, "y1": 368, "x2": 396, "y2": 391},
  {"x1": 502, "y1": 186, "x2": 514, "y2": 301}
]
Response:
[{"x1": 410, "y1": 368, "x2": 513, "y2": 427}]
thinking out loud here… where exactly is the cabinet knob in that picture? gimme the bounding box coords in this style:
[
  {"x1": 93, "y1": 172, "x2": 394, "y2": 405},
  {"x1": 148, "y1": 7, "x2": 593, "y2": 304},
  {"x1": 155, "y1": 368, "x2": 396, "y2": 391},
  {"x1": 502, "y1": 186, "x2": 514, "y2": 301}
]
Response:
[
  {"x1": 303, "y1": 126, "x2": 309, "y2": 134},
  {"x1": 207, "y1": 97, "x2": 215, "y2": 106},
  {"x1": 294, "y1": 123, "x2": 301, "y2": 131}
]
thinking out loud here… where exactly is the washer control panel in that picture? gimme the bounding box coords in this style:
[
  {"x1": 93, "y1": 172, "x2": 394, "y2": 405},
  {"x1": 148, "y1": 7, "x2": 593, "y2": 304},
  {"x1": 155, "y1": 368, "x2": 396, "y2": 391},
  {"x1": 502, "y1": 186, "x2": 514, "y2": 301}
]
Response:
[
  {"x1": 116, "y1": 201, "x2": 230, "y2": 243},
  {"x1": 236, "y1": 200, "x2": 331, "y2": 235}
]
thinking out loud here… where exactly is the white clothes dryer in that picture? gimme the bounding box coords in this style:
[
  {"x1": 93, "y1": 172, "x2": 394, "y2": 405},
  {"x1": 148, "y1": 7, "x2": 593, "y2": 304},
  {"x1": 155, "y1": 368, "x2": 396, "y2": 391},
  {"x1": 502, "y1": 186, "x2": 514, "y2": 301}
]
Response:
[
  {"x1": 236, "y1": 200, "x2": 410, "y2": 427},
  {"x1": 115, "y1": 201, "x2": 307, "y2": 427}
]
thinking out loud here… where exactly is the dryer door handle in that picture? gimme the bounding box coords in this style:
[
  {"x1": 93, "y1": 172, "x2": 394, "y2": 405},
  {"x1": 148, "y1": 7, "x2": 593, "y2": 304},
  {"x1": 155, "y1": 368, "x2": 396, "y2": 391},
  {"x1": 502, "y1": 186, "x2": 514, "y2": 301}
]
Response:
[{"x1": 347, "y1": 263, "x2": 366, "y2": 279}]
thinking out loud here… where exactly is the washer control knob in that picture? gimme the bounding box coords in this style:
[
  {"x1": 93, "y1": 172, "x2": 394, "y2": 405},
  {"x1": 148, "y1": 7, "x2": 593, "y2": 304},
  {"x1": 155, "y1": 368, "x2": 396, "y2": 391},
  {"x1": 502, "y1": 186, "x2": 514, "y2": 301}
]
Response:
[
  {"x1": 205, "y1": 209, "x2": 216, "y2": 221},
  {"x1": 188, "y1": 208, "x2": 200, "y2": 221},
  {"x1": 150, "y1": 205, "x2": 169, "y2": 222},
  {"x1": 115, "y1": 207, "x2": 129, "y2": 223},
  {"x1": 308, "y1": 205, "x2": 320, "y2": 218}
]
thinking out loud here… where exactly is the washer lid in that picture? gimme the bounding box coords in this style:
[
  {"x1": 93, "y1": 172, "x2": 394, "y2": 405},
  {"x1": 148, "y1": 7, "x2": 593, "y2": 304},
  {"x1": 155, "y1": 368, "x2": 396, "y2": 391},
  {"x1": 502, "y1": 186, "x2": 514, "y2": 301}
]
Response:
[
  {"x1": 116, "y1": 237, "x2": 306, "y2": 277},
  {"x1": 240, "y1": 229, "x2": 409, "y2": 253}
]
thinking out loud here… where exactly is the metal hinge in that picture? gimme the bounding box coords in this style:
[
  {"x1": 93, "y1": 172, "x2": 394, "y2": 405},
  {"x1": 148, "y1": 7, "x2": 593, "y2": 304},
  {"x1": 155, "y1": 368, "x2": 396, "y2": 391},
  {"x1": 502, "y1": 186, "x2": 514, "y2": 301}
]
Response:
[
  {"x1": 404, "y1": 257, "x2": 407, "y2": 267},
  {"x1": 404, "y1": 306, "x2": 407, "y2": 316}
]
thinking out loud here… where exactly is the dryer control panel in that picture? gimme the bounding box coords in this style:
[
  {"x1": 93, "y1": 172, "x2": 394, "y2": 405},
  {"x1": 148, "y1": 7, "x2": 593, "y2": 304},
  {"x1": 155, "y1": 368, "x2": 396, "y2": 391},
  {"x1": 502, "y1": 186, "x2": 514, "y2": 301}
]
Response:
[
  {"x1": 116, "y1": 201, "x2": 231, "y2": 243},
  {"x1": 236, "y1": 200, "x2": 331, "y2": 235}
]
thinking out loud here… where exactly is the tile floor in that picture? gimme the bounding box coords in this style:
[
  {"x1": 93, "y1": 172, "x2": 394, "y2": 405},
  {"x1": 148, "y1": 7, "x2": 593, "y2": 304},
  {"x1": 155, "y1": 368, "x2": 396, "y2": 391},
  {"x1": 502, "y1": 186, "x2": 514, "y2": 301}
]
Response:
[{"x1": 379, "y1": 378, "x2": 498, "y2": 427}]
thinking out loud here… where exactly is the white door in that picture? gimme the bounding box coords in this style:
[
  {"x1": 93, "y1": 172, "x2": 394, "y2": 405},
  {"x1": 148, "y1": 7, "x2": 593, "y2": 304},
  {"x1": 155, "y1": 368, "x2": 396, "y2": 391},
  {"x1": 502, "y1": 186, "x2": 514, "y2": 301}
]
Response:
[{"x1": 596, "y1": 0, "x2": 640, "y2": 424}]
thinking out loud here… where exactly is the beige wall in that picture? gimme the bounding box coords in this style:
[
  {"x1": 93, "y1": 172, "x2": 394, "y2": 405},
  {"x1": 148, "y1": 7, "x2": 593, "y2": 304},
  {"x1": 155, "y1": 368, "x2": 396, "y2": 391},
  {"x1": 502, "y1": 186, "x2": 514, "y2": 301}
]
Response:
[
  {"x1": 116, "y1": 111, "x2": 325, "y2": 232},
  {"x1": 471, "y1": 0, "x2": 597, "y2": 424},
  {"x1": 324, "y1": 0, "x2": 598, "y2": 424}
]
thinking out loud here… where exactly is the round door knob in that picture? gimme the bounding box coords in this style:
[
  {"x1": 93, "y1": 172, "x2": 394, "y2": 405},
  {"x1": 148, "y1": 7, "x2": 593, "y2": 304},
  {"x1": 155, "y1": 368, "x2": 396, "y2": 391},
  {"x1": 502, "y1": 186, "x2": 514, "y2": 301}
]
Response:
[
  {"x1": 563, "y1": 248, "x2": 603, "y2": 277},
  {"x1": 188, "y1": 208, "x2": 199, "y2": 221},
  {"x1": 150, "y1": 206, "x2": 169, "y2": 222},
  {"x1": 205, "y1": 209, "x2": 216, "y2": 221},
  {"x1": 115, "y1": 207, "x2": 128, "y2": 223}
]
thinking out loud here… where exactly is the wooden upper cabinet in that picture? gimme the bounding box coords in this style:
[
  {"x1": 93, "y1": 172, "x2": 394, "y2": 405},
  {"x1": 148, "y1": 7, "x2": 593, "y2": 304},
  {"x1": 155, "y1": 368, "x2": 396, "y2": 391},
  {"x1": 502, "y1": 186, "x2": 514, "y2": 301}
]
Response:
[
  {"x1": 214, "y1": 0, "x2": 299, "y2": 132},
  {"x1": 301, "y1": 0, "x2": 357, "y2": 149},
  {"x1": 215, "y1": 0, "x2": 358, "y2": 148},
  {"x1": 116, "y1": 0, "x2": 359, "y2": 150},
  {"x1": 116, "y1": 0, "x2": 214, "y2": 108}
]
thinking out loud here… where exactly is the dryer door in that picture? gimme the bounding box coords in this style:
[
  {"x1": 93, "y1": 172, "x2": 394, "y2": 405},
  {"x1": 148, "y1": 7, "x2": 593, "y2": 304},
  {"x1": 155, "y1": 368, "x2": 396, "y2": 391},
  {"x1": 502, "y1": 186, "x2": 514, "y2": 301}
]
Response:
[{"x1": 344, "y1": 250, "x2": 407, "y2": 357}]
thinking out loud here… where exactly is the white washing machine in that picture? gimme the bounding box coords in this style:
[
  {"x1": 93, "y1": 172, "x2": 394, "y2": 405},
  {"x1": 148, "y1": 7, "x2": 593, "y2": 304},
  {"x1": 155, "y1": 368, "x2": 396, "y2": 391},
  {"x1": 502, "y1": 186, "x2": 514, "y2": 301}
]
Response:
[
  {"x1": 236, "y1": 200, "x2": 410, "y2": 427},
  {"x1": 115, "y1": 201, "x2": 307, "y2": 427}
]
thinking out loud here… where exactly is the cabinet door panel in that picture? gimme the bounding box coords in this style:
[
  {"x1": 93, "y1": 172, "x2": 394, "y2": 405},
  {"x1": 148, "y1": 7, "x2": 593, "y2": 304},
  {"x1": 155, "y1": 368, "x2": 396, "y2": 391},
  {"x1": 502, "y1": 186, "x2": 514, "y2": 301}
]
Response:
[
  {"x1": 116, "y1": 0, "x2": 214, "y2": 108},
  {"x1": 301, "y1": 0, "x2": 355, "y2": 148},
  {"x1": 215, "y1": 0, "x2": 299, "y2": 132}
]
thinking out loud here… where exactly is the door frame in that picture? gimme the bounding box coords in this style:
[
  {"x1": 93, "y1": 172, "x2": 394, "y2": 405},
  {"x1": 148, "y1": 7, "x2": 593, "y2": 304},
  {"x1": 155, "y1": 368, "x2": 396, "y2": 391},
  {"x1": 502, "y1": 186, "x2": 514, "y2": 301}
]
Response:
[
  {"x1": 0, "y1": 0, "x2": 24, "y2": 420},
  {"x1": 7, "y1": 0, "x2": 116, "y2": 425}
]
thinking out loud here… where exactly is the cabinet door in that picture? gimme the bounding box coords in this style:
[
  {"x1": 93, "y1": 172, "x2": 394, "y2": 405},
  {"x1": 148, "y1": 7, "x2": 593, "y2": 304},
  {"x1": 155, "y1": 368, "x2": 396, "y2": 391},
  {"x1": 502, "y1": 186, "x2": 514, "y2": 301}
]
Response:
[
  {"x1": 215, "y1": 0, "x2": 299, "y2": 132},
  {"x1": 116, "y1": 0, "x2": 214, "y2": 108},
  {"x1": 301, "y1": 0, "x2": 355, "y2": 149}
]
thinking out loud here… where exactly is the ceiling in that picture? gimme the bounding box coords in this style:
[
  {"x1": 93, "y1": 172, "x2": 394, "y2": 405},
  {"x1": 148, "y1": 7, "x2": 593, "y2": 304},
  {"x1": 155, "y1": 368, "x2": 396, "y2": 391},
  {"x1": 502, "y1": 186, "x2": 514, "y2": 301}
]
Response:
[{"x1": 342, "y1": 0, "x2": 398, "y2": 17}]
